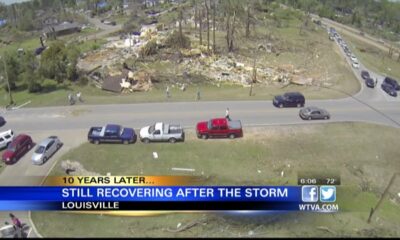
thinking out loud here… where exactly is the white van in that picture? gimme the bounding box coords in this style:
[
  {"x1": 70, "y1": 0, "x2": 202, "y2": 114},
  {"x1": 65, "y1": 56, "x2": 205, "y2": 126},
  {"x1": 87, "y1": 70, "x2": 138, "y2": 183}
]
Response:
[{"x1": 0, "y1": 130, "x2": 14, "y2": 149}]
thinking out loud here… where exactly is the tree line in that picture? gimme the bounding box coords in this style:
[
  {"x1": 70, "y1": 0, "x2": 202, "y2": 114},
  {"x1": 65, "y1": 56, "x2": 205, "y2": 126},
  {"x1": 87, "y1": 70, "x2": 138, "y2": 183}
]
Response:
[{"x1": 1, "y1": 41, "x2": 81, "y2": 93}]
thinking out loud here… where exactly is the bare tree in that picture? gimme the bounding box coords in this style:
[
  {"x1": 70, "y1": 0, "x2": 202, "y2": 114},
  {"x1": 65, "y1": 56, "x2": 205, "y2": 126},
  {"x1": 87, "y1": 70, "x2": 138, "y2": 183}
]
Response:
[
  {"x1": 245, "y1": 1, "x2": 251, "y2": 38},
  {"x1": 199, "y1": 6, "x2": 203, "y2": 45},
  {"x1": 212, "y1": 0, "x2": 216, "y2": 53},
  {"x1": 194, "y1": 0, "x2": 198, "y2": 30},
  {"x1": 179, "y1": 7, "x2": 183, "y2": 40},
  {"x1": 226, "y1": 10, "x2": 236, "y2": 52},
  {"x1": 204, "y1": 0, "x2": 210, "y2": 52},
  {"x1": 249, "y1": 55, "x2": 257, "y2": 96}
]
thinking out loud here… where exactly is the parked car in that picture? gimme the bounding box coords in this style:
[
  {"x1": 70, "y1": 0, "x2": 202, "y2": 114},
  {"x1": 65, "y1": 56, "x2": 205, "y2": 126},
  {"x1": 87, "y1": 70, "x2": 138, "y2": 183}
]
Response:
[
  {"x1": 383, "y1": 77, "x2": 400, "y2": 91},
  {"x1": 299, "y1": 107, "x2": 330, "y2": 120},
  {"x1": 350, "y1": 55, "x2": 358, "y2": 63},
  {"x1": 31, "y1": 136, "x2": 63, "y2": 165},
  {"x1": 2, "y1": 134, "x2": 33, "y2": 164},
  {"x1": 273, "y1": 92, "x2": 305, "y2": 108},
  {"x1": 88, "y1": 124, "x2": 137, "y2": 144},
  {"x1": 0, "y1": 224, "x2": 17, "y2": 238},
  {"x1": 196, "y1": 118, "x2": 243, "y2": 139},
  {"x1": 139, "y1": 122, "x2": 185, "y2": 143},
  {"x1": 0, "y1": 116, "x2": 5, "y2": 127},
  {"x1": 361, "y1": 70, "x2": 370, "y2": 80},
  {"x1": 0, "y1": 130, "x2": 14, "y2": 150},
  {"x1": 365, "y1": 78, "x2": 376, "y2": 88},
  {"x1": 381, "y1": 83, "x2": 398, "y2": 97},
  {"x1": 352, "y1": 62, "x2": 360, "y2": 69},
  {"x1": 345, "y1": 50, "x2": 351, "y2": 57}
]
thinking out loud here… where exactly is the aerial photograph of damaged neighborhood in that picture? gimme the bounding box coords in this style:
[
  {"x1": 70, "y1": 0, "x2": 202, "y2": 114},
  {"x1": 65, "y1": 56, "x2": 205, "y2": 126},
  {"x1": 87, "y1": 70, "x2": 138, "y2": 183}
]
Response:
[{"x1": 0, "y1": 0, "x2": 400, "y2": 238}]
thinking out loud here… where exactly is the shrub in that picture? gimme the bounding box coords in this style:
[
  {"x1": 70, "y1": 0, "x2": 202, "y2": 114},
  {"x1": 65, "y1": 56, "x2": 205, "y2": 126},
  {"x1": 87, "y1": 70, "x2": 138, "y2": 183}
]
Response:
[
  {"x1": 165, "y1": 30, "x2": 191, "y2": 49},
  {"x1": 78, "y1": 76, "x2": 89, "y2": 86},
  {"x1": 140, "y1": 40, "x2": 158, "y2": 57},
  {"x1": 28, "y1": 82, "x2": 42, "y2": 93}
]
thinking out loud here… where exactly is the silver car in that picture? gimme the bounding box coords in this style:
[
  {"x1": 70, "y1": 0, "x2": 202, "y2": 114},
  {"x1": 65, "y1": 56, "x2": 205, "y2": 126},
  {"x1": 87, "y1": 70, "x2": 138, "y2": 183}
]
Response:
[
  {"x1": 299, "y1": 107, "x2": 330, "y2": 120},
  {"x1": 31, "y1": 136, "x2": 62, "y2": 165}
]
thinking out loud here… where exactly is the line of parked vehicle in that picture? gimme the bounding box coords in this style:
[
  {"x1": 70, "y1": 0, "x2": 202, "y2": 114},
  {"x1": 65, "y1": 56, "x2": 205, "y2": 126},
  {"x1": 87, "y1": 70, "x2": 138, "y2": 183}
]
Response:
[
  {"x1": 0, "y1": 129, "x2": 62, "y2": 166},
  {"x1": 330, "y1": 27, "x2": 400, "y2": 97},
  {"x1": 87, "y1": 117, "x2": 244, "y2": 146}
]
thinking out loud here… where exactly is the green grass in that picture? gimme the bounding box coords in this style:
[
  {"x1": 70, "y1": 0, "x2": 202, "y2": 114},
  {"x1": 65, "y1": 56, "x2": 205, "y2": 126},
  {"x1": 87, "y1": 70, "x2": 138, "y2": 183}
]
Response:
[
  {"x1": 32, "y1": 123, "x2": 400, "y2": 237},
  {"x1": 0, "y1": 37, "x2": 41, "y2": 56},
  {"x1": 0, "y1": 81, "x2": 355, "y2": 108},
  {"x1": 340, "y1": 31, "x2": 400, "y2": 80}
]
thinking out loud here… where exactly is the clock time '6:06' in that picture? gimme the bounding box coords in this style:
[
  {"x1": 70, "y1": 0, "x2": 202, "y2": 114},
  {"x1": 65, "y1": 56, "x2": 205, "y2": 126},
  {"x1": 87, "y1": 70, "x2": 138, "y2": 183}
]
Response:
[{"x1": 298, "y1": 177, "x2": 340, "y2": 185}]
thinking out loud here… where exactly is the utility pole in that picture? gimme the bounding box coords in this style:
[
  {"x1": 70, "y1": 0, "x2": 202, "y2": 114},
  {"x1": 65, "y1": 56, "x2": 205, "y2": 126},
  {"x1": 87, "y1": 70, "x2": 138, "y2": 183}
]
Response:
[
  {"x1": 0, "y1": 56, "x2": 14, "y2": 106},
  {"x1": 367, "y1": 173, "x2": 399, "y2": 223}
]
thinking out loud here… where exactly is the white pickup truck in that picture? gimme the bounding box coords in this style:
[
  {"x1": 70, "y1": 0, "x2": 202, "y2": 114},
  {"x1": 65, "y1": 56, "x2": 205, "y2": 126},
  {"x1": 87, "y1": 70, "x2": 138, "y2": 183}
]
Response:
[
  {"x1": 139, "y1": 122, "x2": 185, "y2": 143},
  {"x1": 0, "y1": 130, "x2": 14, "y2": 150}
]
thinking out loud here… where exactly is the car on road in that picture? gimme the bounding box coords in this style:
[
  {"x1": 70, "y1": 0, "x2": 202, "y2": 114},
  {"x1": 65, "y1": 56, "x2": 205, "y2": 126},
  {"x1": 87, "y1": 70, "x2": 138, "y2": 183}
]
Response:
[
  {"x1": 273, "y1": 92, "x2": 305, "y2": 108},
  {"x1": 103, "y1": 20, "x2": 116, "y2": 26},
  {"x1": 88, "y1": 124, "x2": 137, "y2": 144},
  {"x1": 381, "y1": 83, "x2": 397, "y2": 97},
  {"x1": 365, "y1": 78, "x2": 376, "y2": 88},
  {"x1": 361, "y1": 70, "x2": 370, "y2": 80},
  {"x1": 383, "y1": 77, "x2": 400, "y2": 91},
  {"x1": 299, "y1": 107, "x2": 330, "y2": 120},
  {"x1": 352, "y1": 62, "x2": 360, "y2": 69},
  {"x1": 0, "y1": 116, "x2": 5, "y2": 127},
  {"x1": 31, "y1": 136, "x2": 63, "y2": 165},
  {"x1": 0, "y1": 130, "x2": 13, "y2": 149},
  {"x1": 139, "y1": 122, "x2": 185, "y2": 143},
  {"x1": 196, "y1": 118, "x2": 243, "y2": 139},
  {"x1": 2, "y1": 134, "x2": 33, "y2": 164},
  {"x1": 350, "y1": 54, "x2": 358, "y2": 62}
]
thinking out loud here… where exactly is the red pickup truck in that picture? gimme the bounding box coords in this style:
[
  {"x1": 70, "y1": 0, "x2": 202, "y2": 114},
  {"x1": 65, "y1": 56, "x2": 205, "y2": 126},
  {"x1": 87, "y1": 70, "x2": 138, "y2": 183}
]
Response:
[{"x1": 196, "y1": 118, "x2": 243, "y2": 139}]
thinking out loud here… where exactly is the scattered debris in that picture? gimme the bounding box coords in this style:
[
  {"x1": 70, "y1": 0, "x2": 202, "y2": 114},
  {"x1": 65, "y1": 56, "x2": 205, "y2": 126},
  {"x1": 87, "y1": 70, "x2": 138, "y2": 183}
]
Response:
[
  {"x1": 61, "y1": 160, "x2": 100, "y2": 176},
  {"x1": 316, "y1": 226, "x2": 337, "y2": 235},
  {"x1": 172, "y1": 168, "x2": 195, "y2": 172},
  {"x1": 165, "y1": 217, "x2": 207, "y2": 233}
]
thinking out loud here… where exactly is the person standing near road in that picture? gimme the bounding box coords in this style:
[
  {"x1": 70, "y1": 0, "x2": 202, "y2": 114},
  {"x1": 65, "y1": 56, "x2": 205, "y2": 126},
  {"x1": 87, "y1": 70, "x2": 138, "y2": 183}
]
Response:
[
  {"x1": 9, "y1": 213, "x2": 22, "y2": 229},
  {"x1": 68, "y1": 93, "x2": 75, "y2": 105},
  {"x1": 166, "y1": 86, "x2": 170, "y2": 99},
  {"x1": 225, "y1": 108, "x2": 231, "y2": 121},
  {"x1": 375, "y1": 78, "x2": 378, "y2": 87},
  {"x1": 196, "y1": 88, "x2": 201, "y2": 101},
  {"x1": 77, "y1": 92, "x2": 83, "y2": 102}
]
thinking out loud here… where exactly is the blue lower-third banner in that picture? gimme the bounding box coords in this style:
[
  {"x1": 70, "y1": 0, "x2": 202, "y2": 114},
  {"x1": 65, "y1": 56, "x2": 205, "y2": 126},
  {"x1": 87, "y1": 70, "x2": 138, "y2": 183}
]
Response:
[{"x1": 0, "y1": 186, "x2": 339, "y2": 212}]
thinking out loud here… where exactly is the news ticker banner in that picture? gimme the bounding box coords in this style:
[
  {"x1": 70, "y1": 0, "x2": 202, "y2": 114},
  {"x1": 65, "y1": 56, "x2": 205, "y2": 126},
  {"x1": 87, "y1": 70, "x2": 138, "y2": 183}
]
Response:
[{"x1": 0, "y1": 186, "x2": 339, "y2": 213}]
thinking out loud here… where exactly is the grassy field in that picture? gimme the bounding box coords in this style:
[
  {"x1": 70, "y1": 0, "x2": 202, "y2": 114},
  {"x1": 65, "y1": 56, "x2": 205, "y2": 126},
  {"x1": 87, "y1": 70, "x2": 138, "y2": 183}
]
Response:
[
  {"x1": 340, "y1": 31, "x2": 400, "y2": 80},
  {"x1": 0, "y1": 80, "x2": 354, "y2": 108},
  {"x1": 0, "y1": 149, "x2": 5, "y2": 174},
  {"x1": 32, "y1": 123, "x2": 400, "y2": 237}
]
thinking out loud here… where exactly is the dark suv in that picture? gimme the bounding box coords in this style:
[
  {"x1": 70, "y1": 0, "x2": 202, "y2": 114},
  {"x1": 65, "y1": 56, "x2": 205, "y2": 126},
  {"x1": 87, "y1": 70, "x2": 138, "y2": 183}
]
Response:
[
  {"x1": 273, "y1": 92, "x2": 305, "y2": 108},
  {"x1": 361, "y1": 71, "x2": 370, "y2": 80},
  {"x1": 383, "y1": 77, "x2": 400, "y2": 91}
]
